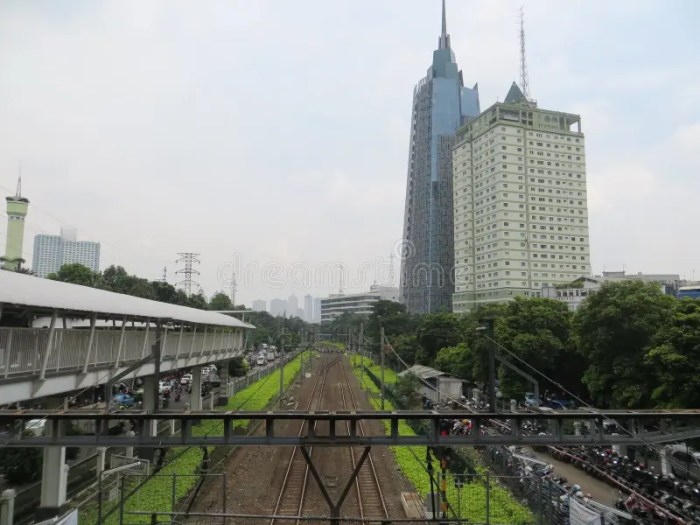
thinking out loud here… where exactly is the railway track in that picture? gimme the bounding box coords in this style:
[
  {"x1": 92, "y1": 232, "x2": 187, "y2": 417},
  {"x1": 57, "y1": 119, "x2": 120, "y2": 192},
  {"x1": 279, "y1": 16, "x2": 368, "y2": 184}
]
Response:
[
  {"x1": 270, "y1": 354, "x2": 339, "y2": 524},
  {"x1": 270, "y1": 354, "x2": 389, "y2": 524},
  {"x1": 338, "y1": 358, "x2": 389, "y2": 522}
]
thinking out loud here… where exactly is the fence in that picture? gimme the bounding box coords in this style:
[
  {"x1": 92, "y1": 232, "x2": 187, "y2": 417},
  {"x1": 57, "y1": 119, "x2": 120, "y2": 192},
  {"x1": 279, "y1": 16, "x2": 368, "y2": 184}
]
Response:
[{"x1": 0, "y1": 326, "x2": 245, "y2": 380}]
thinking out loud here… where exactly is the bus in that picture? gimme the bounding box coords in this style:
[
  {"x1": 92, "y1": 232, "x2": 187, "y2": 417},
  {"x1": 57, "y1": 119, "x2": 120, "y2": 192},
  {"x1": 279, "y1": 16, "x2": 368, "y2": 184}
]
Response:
[{"x1": 677, "y1": 285, "x2": 700, "y2": 300}]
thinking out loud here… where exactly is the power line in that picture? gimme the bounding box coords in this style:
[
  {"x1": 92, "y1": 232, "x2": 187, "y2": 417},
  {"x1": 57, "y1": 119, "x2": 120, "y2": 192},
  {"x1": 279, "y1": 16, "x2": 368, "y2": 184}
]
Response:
[{"x1": 175, "y1": 253, "x2": 201, "y2": 296}]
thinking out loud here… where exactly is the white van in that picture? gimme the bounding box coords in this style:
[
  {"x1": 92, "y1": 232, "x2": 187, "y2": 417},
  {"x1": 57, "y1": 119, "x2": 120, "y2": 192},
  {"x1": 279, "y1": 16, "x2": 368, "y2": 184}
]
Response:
[{"x1": 256, "y1": 355, "x2": 266, "y2": 366}]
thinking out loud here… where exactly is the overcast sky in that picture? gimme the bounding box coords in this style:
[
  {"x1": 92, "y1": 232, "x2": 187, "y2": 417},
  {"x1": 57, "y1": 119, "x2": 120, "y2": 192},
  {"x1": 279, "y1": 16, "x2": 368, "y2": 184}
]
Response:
[{"x1": 0, "y1": 0, "x2": 698, "y2": 306}]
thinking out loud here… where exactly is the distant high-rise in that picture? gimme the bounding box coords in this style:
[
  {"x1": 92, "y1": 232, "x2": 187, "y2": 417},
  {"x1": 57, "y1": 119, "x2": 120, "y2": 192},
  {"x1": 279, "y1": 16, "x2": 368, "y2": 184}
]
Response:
[
  {"x1": 304, "y1": 294, "x2": 313, "y2": 322},
  {"x1": 252, "y1": 299, "x2": 266, "y2": 312},
  {"x1": 270, "y1": 298, "x2": 287, "y2": 317},
  {"x1": 452, "y1": 83, "x2": 590, "y2": 311},
  {"x1": 400, "y1": 0, "x2": 481, "y2": 314},
  {"x1": 313, "y1": 298, "x2": 322, "y2": 323},
  {"x1": 287, "y1": 294, "x2": 299, "y2": 318},
  {"x1": 2, "y1": 178, "x2": 30, "y2": 272},
  {"x1": 32, "y1": 227, "x2": 101, "y2": 278}
]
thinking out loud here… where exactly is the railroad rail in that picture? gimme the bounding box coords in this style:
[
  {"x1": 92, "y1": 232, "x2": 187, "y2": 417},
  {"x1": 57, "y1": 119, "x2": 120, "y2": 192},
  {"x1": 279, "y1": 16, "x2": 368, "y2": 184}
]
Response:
[
  {"x1": 271, "y1": 354, "x2": 335, "y2": 524},
  {"x1": 1, "y1": 409, "x2": 699, "y2": 447},
  {"x1": 337, "y1": 358, "x2": 389, "y2": 522}
]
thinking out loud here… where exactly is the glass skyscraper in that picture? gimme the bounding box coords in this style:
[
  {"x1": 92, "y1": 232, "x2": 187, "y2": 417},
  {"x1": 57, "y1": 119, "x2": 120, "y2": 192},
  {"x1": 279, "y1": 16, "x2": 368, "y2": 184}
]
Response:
[{"x1": 400, "y1": 1, "x2": 480, "y2": 314}]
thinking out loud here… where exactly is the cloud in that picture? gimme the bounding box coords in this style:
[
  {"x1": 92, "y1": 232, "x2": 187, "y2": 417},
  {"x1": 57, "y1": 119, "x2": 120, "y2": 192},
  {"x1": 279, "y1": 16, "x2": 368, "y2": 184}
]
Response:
[{"x1": 0, "y1": 0, "x2": 698, "y2": 303}]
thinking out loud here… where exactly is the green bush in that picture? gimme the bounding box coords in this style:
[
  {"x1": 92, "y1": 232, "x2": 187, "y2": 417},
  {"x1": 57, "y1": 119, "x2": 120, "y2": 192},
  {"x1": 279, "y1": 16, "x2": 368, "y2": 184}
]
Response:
[{"x1": 351, "y1": 355, "x2": 532, "y2": 524}]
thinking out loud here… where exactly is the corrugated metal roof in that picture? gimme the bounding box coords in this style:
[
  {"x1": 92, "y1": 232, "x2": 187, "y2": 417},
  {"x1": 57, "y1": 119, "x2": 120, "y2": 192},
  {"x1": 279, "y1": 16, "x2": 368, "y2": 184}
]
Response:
[
  {"x1": 398, "y1": 364, "x2": 445, "y2": 379},
  {"x1": 0, "y1": 270, "x2": 254, "y2": 329}
]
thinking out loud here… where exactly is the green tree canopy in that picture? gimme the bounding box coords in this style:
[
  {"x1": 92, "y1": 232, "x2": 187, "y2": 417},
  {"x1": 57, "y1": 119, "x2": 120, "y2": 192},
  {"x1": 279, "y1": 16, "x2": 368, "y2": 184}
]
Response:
[
  {"x1": 209, "y1": 292, "x2": 234, "y2": 311},
  {"x1": 645, "y1": 299, "x2": 700, "y2": 408},
  {"x1": 497, "y1": 298, "x2": 581, "y2": 400},
  {"x1": 573, "y1": 281, "x2": 675, "y2": 408},
  {"x1": 434, "y1": 343, "x2": 476, "y2": 382},
  {"x1": 47, "y1": 263, "x2": 99, "y2": 287},
  {"x1": 415, "y1": 312, "x2": 464, "y2": 365}
]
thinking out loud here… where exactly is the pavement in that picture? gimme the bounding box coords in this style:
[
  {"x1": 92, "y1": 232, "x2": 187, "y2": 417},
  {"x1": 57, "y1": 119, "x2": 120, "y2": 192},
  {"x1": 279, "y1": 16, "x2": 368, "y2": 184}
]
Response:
[{"x1": 528, "y1": 447, "x2": 619, "y2": 506}]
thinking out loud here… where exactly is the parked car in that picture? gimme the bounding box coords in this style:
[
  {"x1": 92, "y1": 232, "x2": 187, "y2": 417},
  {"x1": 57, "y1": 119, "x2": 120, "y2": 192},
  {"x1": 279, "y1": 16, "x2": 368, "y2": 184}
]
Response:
[
  {"x1": 112, "y1": 393, "x2": 135, "y2": 408},
  {"x1": 256, "y1": 355, "x2": 266, "y2": 366},
  {"x1": 180, "y1": 373, "x2": 193, "y2": 385},
  {"x1": 159, "y1": 381, "x2": 171, "y2": 395},
  {"x1": 26, "y1": 418, "x2": 46, "y2": 436},
  {"x1": 524, "y1": 392, "x2": 539, "y2": 407}
]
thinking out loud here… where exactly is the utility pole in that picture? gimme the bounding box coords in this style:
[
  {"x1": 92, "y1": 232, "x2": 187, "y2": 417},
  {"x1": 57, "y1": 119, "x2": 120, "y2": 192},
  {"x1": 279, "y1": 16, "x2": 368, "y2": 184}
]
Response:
[
  {"x1": 175, "y1": 253, "x2": 201, "y2": 296},
  {"x1": 279, "y1": 318, "x2": 286, "y2": 408},
  {"x1": 380, "y1": 324, "x2": 385, "y2": 411},
  {"x1": 483, "y1": 318, "x2": 497, "y2": 413},
  {"x1": 359, "y1": 323, "x2": 364, "y2": 390}
]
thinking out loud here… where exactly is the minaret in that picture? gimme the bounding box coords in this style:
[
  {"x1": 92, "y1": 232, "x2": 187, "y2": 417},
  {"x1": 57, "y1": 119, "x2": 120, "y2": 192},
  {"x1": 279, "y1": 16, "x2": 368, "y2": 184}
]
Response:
[{"x1": 2, "y1": 177, "x2": 30, "y2": 271}]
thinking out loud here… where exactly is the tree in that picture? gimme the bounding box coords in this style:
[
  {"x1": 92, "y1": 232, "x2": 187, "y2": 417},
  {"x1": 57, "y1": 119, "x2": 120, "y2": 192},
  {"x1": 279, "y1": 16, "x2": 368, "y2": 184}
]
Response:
[
  {"x1": 100, "y1": 265, "x2": 133, "y2": 293},
  {"x1": 227, "y1": 356, "x2": 249, "y2": 378},
  {"x1": 646, "y1": 299, "x2": 700, "y2": 408},
  {"x1": 48, "y1": 263, "x2": 99, "y2": 287},
  {"x1": 209, "y1": 292, "x2": 234, "y2": 311},
  {"x1": 496, "y1": 298, "x2": 580, "y2": 401},
  {"x1": 392, "y1": 372, "x2": 422, "y2": 408},
  {"x1": 187, "y1": 292, "x2": 209, "y2": 310},
  {"x1": 0, "y1": 431, "x2": 42, "y2": 484},
  {"x1": 415, "y1": 312, "x2": 464, "y2": 365},
  {"x1": 367, "y1": 301, "x2": 419, "y2": 344},
  {"x1": 434, "y1": 343, "x2": 476, "y2": 382},
  {"x1": 573, "y1": 281, "x2": 675, "y2": 408}
]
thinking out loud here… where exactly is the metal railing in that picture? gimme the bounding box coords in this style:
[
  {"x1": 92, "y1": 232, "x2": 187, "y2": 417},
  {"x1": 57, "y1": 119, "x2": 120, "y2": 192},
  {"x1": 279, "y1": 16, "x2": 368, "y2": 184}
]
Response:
[{"x1": 0, "y1": 327, "x2": 244, "y2": 380}]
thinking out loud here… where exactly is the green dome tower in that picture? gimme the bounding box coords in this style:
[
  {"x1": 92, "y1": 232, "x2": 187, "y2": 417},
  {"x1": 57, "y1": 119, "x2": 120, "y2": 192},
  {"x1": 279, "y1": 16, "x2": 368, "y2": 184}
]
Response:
[{"x1": 2, "y1": 178, "x2": 30, "y2": 271}]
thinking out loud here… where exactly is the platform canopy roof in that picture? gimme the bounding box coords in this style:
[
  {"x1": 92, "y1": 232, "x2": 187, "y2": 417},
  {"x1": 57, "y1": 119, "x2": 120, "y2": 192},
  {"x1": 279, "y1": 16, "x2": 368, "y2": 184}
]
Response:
[{"x1": 0, "y1": 270, "x2": 254, "y2": 329}]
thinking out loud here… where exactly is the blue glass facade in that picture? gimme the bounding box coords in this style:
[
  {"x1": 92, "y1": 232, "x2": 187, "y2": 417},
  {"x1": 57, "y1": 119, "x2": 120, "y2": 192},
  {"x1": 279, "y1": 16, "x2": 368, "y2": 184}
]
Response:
[{"x1": 400, "y1": 2, "x2": 480, "y2": 314}]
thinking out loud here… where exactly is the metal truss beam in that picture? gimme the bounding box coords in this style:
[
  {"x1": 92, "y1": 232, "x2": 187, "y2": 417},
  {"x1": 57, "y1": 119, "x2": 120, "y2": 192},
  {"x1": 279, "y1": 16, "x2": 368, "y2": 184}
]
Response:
[{"x1": 1, "y1": 409, "x2": 699, "y2": 448}]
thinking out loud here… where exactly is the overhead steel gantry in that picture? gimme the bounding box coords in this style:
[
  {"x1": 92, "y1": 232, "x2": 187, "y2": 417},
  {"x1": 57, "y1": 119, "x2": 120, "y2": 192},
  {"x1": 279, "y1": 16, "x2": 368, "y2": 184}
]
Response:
[{"x1": 2, "y1": 409, "x2": 700, "y2": 447}]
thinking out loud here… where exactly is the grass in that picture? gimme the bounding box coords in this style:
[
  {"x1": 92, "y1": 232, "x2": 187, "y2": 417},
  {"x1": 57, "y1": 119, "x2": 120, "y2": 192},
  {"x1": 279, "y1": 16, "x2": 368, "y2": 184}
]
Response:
[
  {"x1": 350, "y1": 354, "x2": 533, "y2": 524},
  {"x1": 79, "y1": 351, "x2": 311, "y2": 525}
]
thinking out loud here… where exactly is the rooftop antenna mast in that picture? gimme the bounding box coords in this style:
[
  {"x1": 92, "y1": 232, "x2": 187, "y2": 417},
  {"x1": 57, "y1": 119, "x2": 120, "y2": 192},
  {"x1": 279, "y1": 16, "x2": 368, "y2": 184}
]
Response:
[
  {"x1": 519, "y1": 6, "x2": 531, "y2": 102},
  {"x1": 175, "y1": 252, "x2": 201, "y2": 296},
  {"x1": 230, "y1": 272, "x2": 237, "y2": 306}
]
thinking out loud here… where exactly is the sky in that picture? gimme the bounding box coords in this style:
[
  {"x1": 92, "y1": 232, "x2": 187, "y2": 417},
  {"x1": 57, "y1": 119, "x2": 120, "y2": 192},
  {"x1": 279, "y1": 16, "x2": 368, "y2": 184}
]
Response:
[{"x1": 0, "y1": 0, "x2": 698, "y2": 307}]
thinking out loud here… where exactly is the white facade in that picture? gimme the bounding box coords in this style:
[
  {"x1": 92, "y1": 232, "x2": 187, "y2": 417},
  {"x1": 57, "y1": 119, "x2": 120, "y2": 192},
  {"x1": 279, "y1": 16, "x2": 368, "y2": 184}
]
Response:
[
  {"x1": 452, "y1": 93, "x2": 591, "y2": 312},
  {"x1": 320, "y1": 285, "x2": 399, "y2": 323},
  {"x1": 313, "y1": 297, "x2": 322, "y2": 323},
  {"x1": 541, "y1": 277, "x2": 601, "y2": 311},
  {"x1": 32, "y1": 230, "x2": 101, "y2": 278}
]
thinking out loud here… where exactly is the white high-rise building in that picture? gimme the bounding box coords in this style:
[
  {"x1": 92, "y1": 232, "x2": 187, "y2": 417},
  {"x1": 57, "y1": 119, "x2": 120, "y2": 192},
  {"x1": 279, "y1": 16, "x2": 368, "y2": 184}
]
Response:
[
  {"x1": 287, "y1": 294, "x2": 299, "y2": 318},
  {"x1": 32, "y1": 228, "x2": 101, "y2": 278},
  {"x1": 313, "y1": 298, "x2": 322, "y2": 323},
  {"x1": 452, "y1": 83, "x2": 591, "y2": 312}
]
